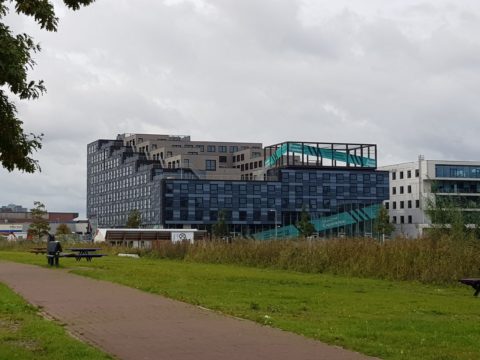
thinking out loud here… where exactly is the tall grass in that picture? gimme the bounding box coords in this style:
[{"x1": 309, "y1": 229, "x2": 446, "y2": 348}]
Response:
[
  {"x1": 2, "y1": 235, "x2": 478, "y2": 284},
  {"x1": 143, "y1": 235, "x2": 480, "y2": 284}
]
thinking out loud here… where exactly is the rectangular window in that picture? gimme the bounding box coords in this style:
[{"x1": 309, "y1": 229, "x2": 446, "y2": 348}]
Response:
[
  {"x1": 400, "y1": 186, "x2": 404, "y2": 194},
  {"x1": 408, "y1": 200, "x2": 412, "y2": 208},
  {"x1": 392, "y1": 216, "x2": 397, "y2": 223},
  {"x1": 407, "y1": 170, "x2": 412, "y2": 178},
  {"x1": 205, "y1": 160, "x2": 216, "y2": 171},
  {"x1": 230, "y1": 146, "x2": 238, "y2": 153},
  {"x1": 196, "y1": 145, "x2": 204, "y2": 152},
  {"x1": 393, "y1": 201, "x2": 397, "y2": 209},
  {"x1": 385, "y1": 202, "x2": 389, "y2": 209},
  {"x1": 207, "y1": 145, "x2": 216, "y2": 152},
  {"x1": 400, "y1": 216, "x2": 405, "y2": 224},
  {"x1": 408, "y1": 215, "x2": 413, "y2": 223},
  {"x1": 392, "y1": 187, "x2": 396, "y2": 195},
  {"x1": 408, "y1": 185, "x2": 412, "y2": 193},
  {"x1": 218, "y1": 146, "x2": 227, "y2": 153},
  {"x1": 400, "y1": 201, "x2": 404, "y2": 209},
  {"x1": 400, "y1": 171, "x2": 404, "y2": 179},
  {"x1": 392, "y1": 172, "x2": 396, "y2": 180},
  {"x1": 219, "y1": 156, "x2": 227, "y2": 163},
  {"x1": 416, "y1": 199, "x2": 420, "y2": 208},
  {"x1": 415, "y1": 169, "x2": 419, "y2": 177}
]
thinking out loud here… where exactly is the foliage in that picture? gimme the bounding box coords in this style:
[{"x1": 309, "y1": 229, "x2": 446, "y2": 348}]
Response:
[
  {"x1": 373, "y1": 205, "x2": 395, "y2": 239},
  {"x1": 0, "y1": 283, "x2": 111, "y2": 359},
  {"x1": 212, "y1": 210, "x2": 229, "y2": 238},
  {"x1": 296, "y1": 206, "x2": 315, "y2": 237},
  {"x1": 28, "y1": 201, "x2": 50, "y2": 240},
  {"x1": 126, "y1": 209, "x2": 142, "y2": 228},
  {"x1": 55, "y1": 223, "x2": 71, "y2": 235},
  {"x1": 424, "y1": 183, "x2": 474, "y2": 239},
  {"x1": 0, "y1": 0, "x2": 95, "y2": 172},
  {"x1": 2, "y1": 242, "x2": 480, "y2": 359}
]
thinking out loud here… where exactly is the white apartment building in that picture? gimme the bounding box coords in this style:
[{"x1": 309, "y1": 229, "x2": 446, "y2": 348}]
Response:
[{"x1": 379, "y1": 157, "x2": 480, "y2": 238}]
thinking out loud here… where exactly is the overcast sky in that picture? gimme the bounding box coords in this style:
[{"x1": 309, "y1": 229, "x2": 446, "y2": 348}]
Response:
[{"x1": 1, "y1": 0, "x2": 480, "y2": 217}]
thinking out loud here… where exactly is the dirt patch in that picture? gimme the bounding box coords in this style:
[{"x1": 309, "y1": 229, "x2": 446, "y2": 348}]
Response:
[
  {"x1": 0, "y1": 318, "x2": 22, "y2": 332},
  {"x1": 7, "y1": 339, "x2": 42, "y2": 351}
]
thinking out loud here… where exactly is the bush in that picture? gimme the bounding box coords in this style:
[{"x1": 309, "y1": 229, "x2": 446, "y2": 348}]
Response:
[{"x1": 147, "y1": 235, "x2": 480, "y2": 284}]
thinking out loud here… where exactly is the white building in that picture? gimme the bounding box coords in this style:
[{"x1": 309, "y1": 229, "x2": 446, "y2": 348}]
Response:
[{"x1": 379, "y1": 156, "x2": 480, "y2": 238}]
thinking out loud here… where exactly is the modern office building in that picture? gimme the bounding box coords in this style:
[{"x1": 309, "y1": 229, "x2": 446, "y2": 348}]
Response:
[
  {"x1": 379, "y1": 157, "x2": 480, "y2": 237},
  {"x1": 87, "y1": 134, "x2": 389, "y2": 238}
]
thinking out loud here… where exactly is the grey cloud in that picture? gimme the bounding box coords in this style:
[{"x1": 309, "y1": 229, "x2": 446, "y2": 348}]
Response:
[{"x1": 2, "y1": 0, "x2": 480, "y2": 215}]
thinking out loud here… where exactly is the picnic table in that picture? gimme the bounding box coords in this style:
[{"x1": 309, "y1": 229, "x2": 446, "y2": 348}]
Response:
[
  {"x1": 459, "y1": 278, "x2": 480, "y2": 297},
  {"x1": 66, "y1": 248, "x2": 106, "y2": 262}
]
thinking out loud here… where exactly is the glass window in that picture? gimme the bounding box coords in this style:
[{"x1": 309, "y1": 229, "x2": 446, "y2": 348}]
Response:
[
  {"x1": 436, "y1": 165, "x2": 480, "y2": 178},
  {"x1": 219, "y1": 156, "x2": 227, "y2": 163},
  {"x1": 400, "y1": 171, "x2": 404, "y2": 179},
  {"x1": 218, "y1": 146, "x2": 227, "y2": 153},
  {"x1": 415, "y1": 169, "x2": 419, "y2": 177},
  {"x1": 205, "y1": 160, "x2": 216, "y2": 171},
  {"x1": 400, "y1": 201, "x2": 404, "y2": 209},
  {"x1": 408, "y1": 185, "x2": 412, "y2": 193},
  {"x1": 393, "y1": 201, "x2": 397, "y2": 209},
  {"x1": 400, "y1": 186, "x2": 404, "y2": 194},
  {"x1": 392, "y1": 172, "x2": 396, "y2": 180},
  {"x1": 207, "y1": 145, "x2": 216, "y2": 152},
  {"x1": 416, "y1": 199, "x2": 420, "y2": 208},
  {"x1": 392, "y1": 187, "x2": 396, "y2": 195},
  {"x1": 407, "y1": 170, "x2": 412, "y2": 178},
  {"x1": 230, "y1": 146, "x2": 238, "y2": 153},
  {"x1": 408, "y1": 215, "x2": 413, "y2": 223},
  {"x1": 408, "y1": 200, "x2": 412, "y2": 208}
]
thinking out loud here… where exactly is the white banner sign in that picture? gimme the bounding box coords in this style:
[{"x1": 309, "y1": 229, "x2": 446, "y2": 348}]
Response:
[
  {"x1": 171, "y1": 231, "x2": 194, "y2": 243},
  {"x1": 0, "y1": 224, "x2": 23, "y2": 233}
]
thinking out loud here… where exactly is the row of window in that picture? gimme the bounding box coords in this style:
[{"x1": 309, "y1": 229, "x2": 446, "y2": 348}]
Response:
[
  {"x1": 385, "y1": 199, "x2": 420, "y2": 209},
  {"x1": 90, "y1": 166, "x2": 138, "y2": 186},
  {"x1": 282, "y1": 172, "x2": 387, "y2": 183},
  {"x1": 392, "y1": 185, "x2": 413, "y2": 195},
  {"x1": 391, "y1": 169, "x2": 419, "y2": 180},
  {"x1": 392, "y1": 215, "x2": 413, "y2": 224},
  {"x1": 234, "y1": 161, "x2": 263, "y2": 171},
  {"x1": 89, "y1": 174, "x2": 148, "y2": 194},
  {"x1": 435, "y1": 165, "x2": 480, "y2": 178}
]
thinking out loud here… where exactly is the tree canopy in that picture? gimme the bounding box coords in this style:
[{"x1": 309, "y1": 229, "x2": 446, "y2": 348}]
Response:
[
  {"x1": 28, "y1": 200, "x2": 50, "y2": 240},
  {"x1": 0, "y1": 0, "x2": 94, "y2": 172},
  {"x1": 296, "y1": 206, "x2": 315, "y2": 238},
  {"x1": 126, "y1": 209, "x2": 142, "y2": 228}
]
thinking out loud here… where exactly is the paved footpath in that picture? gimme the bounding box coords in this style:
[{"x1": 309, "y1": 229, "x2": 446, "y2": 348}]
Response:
[{"x1": 0, "y1": 262, "x2": 377, "y2": 360}]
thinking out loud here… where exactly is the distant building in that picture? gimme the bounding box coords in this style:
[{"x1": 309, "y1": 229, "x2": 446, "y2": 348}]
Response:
[
  {"x1": 379, "y1": 156, "x2": 480, "y2": 237},
  {"x1": 0, "y1": 204, "x2": 27, "y2": 213},
  {"x1": 87, "y1": 134, "x2": 389, "y2": 238},
  {"x1": 0, "y1": 210, "x2": 81, "y2": 239}
]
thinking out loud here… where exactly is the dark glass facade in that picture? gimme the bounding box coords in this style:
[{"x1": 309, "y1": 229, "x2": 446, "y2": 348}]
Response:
[
  {"x1": 435, "y1": 165, "x2": 480, "y2": 178},
  {"x1": 87, "y1": 137, "x2": 389, "y2": 238},
  {"x1": 162, "y1": 168, "x2": 389, "y2": 237}
]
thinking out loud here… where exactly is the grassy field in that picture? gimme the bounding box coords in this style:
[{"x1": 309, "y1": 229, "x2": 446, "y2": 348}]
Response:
[
  {"x1": 1, "y1": 250, "x2": 479, "y2": 360},
  {"x1": 0, "y1": 281, "x2": 111, "y2": 360}
]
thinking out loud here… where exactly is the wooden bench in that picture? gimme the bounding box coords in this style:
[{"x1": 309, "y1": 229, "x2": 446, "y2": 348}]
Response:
[{"x1": 459, "y1": 278, "x2": 480, "y2": 297}]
